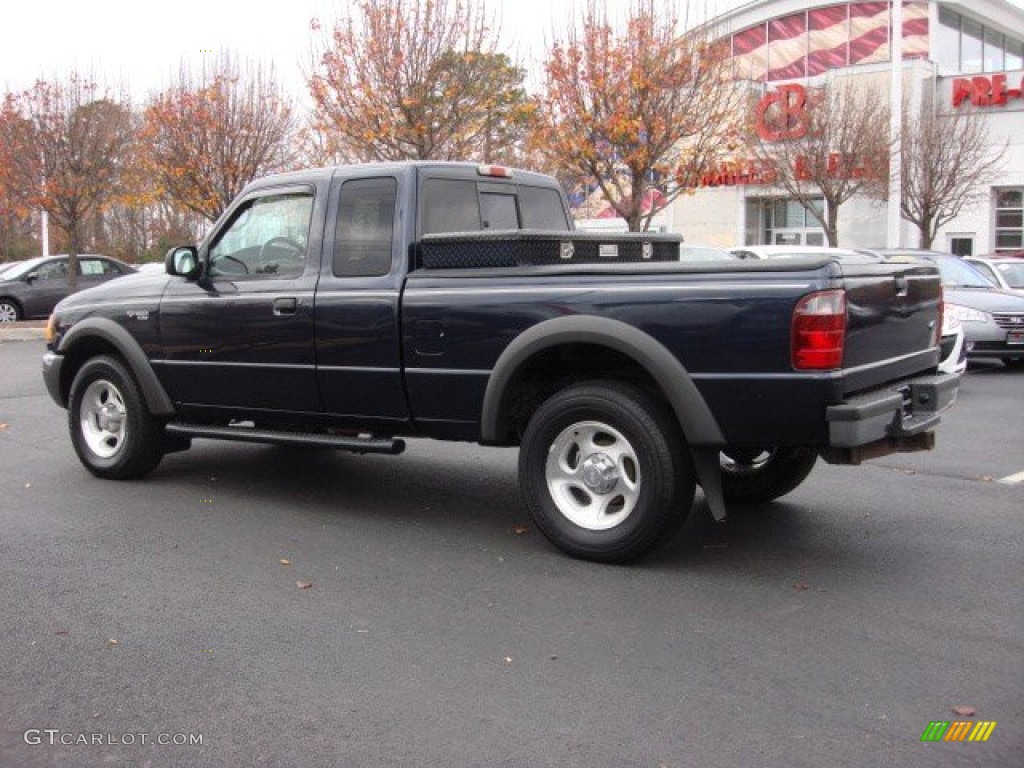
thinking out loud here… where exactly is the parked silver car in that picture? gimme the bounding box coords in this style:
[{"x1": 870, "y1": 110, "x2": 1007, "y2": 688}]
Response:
[
  {"x1": 870, "y1": 250, "x2": 1024, "y2": 368},
  {"x1": 963, "y1": 256, "x2": 1024, "y2": 297}
]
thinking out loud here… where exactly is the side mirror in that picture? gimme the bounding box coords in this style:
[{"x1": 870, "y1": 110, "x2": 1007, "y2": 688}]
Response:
[
  {"x1": 165, "y1": 246, "x2": 201, "y2": 279},
  {"x1": 25, "y1": 271, "x2": 39, "y2": 284}
]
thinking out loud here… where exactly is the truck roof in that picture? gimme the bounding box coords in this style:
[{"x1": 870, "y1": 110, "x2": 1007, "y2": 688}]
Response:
[{"x1": 246, "y1": 161, "x2": 561, "y2": 191}]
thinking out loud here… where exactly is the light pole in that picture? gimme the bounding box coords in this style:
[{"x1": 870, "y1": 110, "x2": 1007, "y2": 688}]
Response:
[{"x1": 887, "y1": 0, "x2": 903, "y2": 248}]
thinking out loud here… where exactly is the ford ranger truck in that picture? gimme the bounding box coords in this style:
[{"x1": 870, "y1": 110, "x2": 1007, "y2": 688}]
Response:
[{"x1": 42, "y1": 162, "x2": 959, "y2": 562}]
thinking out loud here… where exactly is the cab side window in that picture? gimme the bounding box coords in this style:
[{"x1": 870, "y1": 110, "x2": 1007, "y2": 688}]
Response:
[
  {"x1": 80, "y1": 259, "x2": 119, "y2": 276},
  {"x1": 35, "y1": 260, "x2": 69, "y2": 280},
  {"x1": 209, "y1": 192, "x2": 313, "y2": 278},
  {"x1": 334, "y1": 177, "x2": 397, "y2": 278}
]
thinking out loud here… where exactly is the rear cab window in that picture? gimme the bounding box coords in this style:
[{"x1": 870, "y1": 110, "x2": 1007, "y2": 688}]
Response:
[{"x1": 419, "y1": 172, "x2": 570, "y2": 236}]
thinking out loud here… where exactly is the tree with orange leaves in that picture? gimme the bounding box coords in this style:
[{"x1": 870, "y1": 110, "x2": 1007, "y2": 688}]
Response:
[
  {"x1": 308, "y1": 0, "x2": 533, "y2": 164},
  {"x1": 0, "y1": 75, "x2": 133, "y2": 291},
  {"x1": 143, "y1": 53, "x2": 295, "y2": 223},
  {"x1": 533, "y1": 1, "x2": 741, "y2": 231}
]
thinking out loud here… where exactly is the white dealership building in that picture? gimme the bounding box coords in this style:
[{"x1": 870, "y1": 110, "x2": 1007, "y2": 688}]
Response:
[{"x1": 659, "y1": 0, "x2": 1024, "y2": 255}]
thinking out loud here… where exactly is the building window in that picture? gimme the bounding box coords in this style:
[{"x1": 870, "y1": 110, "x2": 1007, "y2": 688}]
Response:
[
  {"x1": 935, "y1": 8, "x2": 1024, "y2": 74},
  {"x1": 995, "y1": 190, "x2": 1023, "y2": 253},
  {"x1": 984, "y1": 29, "x2": 1004, "y2": 71},
  {"x1": 961, "y1": 18, "x2": 984, "y2": 73},
  {"x1": 1007, "y1": 39, "x2": 1024, "y2": 70},
  {"x1": 745, "y1": 197, "x2": 825, "y2": 245}
]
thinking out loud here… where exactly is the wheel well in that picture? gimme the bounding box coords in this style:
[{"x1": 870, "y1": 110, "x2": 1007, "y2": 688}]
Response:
[
  {"x1": 499, "y1": 343, "x2": 667, "y2": 445},
  {"x1": 59, "y1": 338, "x2": 122, "y2": 404}
]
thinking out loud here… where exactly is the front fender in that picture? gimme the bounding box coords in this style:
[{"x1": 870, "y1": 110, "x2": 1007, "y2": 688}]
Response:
[{"x1": 55, "y1": 317, "x2": 175, "y2": 416}]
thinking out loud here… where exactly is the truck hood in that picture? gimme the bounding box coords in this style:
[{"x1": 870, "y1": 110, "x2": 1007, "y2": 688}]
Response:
[{"x1": 54, "y1": 272, "x2": 170, "y2": 313}]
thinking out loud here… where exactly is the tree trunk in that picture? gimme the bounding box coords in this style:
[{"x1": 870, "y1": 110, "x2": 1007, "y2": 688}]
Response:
[
  {"x1": 67, "y1": 225, "x2": 81, "y2": 294},
  {"x1": 826, "y1": 202, "x2": 839, "y2": 246},
  {"x1": 921, "y1": 214, "x2": 935, "y2": 249}
]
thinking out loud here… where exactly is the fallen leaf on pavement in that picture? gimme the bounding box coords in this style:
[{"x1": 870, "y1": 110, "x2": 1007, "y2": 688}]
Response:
[
  {"x1": 0, "y1": 423, "x2": 8, "y2": 430},
  {"x1": 511, "y1": 526, "x2": 529, "y2": 535},
  {"x1": 296, "y1": 580, "x2": 313, "y2": 589},
  {"x1": 279, "y1": 558, "x2": 291, "y2": 565},
  {"x1": 952, "y1": 705, "x2": 976, "y2": 716},
  {"x1": 107, "y1": 638, "x2": 119, "y2": 646},
  {"x1": 793, "y1": 582, "x2": 811, "y2": 591}
]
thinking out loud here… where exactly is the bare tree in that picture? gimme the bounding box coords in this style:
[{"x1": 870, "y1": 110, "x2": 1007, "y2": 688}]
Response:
[
  {"x1": 900, "y1": 103, "x2": 1007, "y2": 249},
  {"x1": 143, "y1": 52, "x2": 296, "y2": 223},
  {"x1": 0, "y1": 75, "x2": 133, "y2": 291},
  {"x1": 748, "y1": 78, "x2": 890, "y2": 246},
  {"x1": 309, "y1": 0, "x2": 532, "y2": 164},
  {"x1": 533, "y1": 0, "x2": 742, "y2": 231}
]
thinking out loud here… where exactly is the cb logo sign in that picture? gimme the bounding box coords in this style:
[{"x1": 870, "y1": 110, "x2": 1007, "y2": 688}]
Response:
[{"x1": 755, "y1": 84, "x2": 811, "y2": 142}]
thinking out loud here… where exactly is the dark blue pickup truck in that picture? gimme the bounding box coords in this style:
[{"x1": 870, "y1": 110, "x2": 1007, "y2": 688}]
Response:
[{"x1": 42, "y1": 162, "x2": 958, "y2": 561}]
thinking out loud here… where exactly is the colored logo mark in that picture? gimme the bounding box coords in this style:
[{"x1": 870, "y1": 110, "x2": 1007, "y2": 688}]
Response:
[{"x1": 920, "y1": 721, "x2": 997, "y2": 742}]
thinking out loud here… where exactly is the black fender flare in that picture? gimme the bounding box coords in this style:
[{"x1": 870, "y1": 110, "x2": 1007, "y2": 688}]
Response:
[
  {"x1": 57, "y1": 317, "x2": 175, "y2": 416},
  {"x1": 480, "y1": 315, "x2": 724, "y2": 448}
]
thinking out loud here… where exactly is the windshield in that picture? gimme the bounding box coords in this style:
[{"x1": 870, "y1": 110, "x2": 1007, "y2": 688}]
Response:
[
  {"x1": 934, "y1": 257, "x2": 995, "y2": 288},
  {"x1": 996, "y1": 261, "x2": 1024, "y2": 288},
  {"x1": 0, "y1": 257, "x2": 45, "y2": 281}
]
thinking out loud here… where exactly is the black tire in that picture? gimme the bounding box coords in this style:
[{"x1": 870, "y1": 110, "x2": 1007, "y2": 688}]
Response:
[
  {"x1": 1002, "y1": 357, "x2": 1024, "y2": 368},
  {"x1": 0, "y1": 298, "x2": 22, "y2": 323},
  {"x1": 518, "y1": 381, "x2": 696, "y2": 563},
  {"x1": 68, "y1": 355, "x2": 165, "y2": 479},
  {"x1": 720, "y1": 447, "x2": 818, "y2": 504}
]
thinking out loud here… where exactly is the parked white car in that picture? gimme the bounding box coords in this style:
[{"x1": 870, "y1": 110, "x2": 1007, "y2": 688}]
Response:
[{"x1": 729, "y1": 245, "x2": 866, "y2": 260}]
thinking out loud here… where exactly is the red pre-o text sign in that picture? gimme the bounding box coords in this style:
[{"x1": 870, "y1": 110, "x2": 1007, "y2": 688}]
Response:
[{"x1": 952, "y1": 73, "x2": 1024, "y2": 108}]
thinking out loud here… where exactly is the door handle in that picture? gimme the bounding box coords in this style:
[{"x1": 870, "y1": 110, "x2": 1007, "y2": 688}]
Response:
[{"x1": 273, "y1": 297, "x2": 298, "y2": 315}]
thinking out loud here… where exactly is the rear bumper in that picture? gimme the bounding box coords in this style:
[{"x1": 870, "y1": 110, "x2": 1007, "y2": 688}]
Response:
[{"x1": 821, "y1": 373, "x2": 959, "y2": 464}]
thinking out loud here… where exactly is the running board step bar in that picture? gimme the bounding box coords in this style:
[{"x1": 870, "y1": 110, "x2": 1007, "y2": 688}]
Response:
[{"x1": 164, "y1": 423, "x2": 405, "y2": 455}]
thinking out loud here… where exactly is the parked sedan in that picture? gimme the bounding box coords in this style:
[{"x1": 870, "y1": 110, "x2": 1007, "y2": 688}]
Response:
[
  {"x1": 0, "y1": 254, "x2": 135, "y2": 322},
  {"x1": 729, "y1": 244, "x2": 866, "y2": 260},
  {"x1": 870, "y1": 249, "x2": 1024, "y2": 367},
  {"x1": 964, "y1": 256, "x2": 1024, "y2": 296}
]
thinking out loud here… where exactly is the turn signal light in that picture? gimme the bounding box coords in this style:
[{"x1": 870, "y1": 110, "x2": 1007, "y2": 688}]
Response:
[
  {"x1": 44, "y1": 313, "x2": 57, "y2": 344},
  {"x1": 792, "y1": 290, "x2": 846, "y2": 370}
]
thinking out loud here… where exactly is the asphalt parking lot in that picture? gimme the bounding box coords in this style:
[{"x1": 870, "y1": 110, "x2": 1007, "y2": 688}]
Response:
[{"x1": 0, "y1": 337, "x2": 1021, "y2": 767}]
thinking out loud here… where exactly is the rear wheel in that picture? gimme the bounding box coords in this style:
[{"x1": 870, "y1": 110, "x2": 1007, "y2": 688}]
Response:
[
  {"x1": 68, "y1": 355, "x2": 165, "y2": 479},
  {"x1": 720, "y1": 447, "x2": 818, "y2": 504},
  {"x1": 518, "y1": 381, "x2": 696, "y2": 563}
]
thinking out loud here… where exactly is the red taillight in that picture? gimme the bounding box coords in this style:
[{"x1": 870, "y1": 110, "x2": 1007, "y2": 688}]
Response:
[{"x1": 792, "y1": 290, "x2": 846, "y2": 370}]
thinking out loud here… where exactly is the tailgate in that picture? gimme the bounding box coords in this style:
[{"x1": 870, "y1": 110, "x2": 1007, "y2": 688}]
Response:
[{"x1": 840, "y1": 257, "x2": 942, "y2": 391}]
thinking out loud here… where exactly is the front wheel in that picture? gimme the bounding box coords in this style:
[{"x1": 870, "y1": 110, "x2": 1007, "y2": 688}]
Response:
[
  {"x1": 0, "y1": 299, "x2": 22, "y2": 323},
  {"x1": 720, "y1": 447, "x2": 818, "y2": 504},
  {"x1": 68, "y1": 355, "x2": 165, "y2": 479},
  {"x1": 518, "y1": 381, "x2": 696, "y2": 563}
]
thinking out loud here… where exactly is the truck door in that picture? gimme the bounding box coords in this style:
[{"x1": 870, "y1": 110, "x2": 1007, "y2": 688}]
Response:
[
  {"x1": 157, "y1": 185, "x2": 321, "y2": 414},
  {"x1": 314, "y1": 174, "x2": 411, "y2": 428}
]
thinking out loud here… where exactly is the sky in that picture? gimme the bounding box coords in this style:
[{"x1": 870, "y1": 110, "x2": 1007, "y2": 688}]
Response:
[
  {"x1": 2, "y1": 0, "x2": 1023, "y2": 105},
  {"x1": 0, "y1": 0, "x2": 740, "y2": 103}
]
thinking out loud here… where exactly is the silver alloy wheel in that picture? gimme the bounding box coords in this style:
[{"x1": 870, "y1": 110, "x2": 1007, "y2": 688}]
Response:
[
  {"x1": 79, "y1": 379, "x2": 128, "y2": 459},
  {"x1": 544, "y1": 420, "x2": 640, "y2": 530},
  {"x1": 0, "y1": 302, "x2": 18, "y2": 323},
  {"x1": 721, "y1": 449, "x2": 774, "y2": 473}
]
